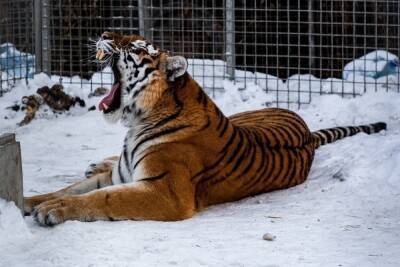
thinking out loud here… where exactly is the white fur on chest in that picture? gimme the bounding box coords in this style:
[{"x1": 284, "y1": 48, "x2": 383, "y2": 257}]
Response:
[
  {"x1": 131, "y1": 164, "x2": 147, "y2": 182},
  {"x1": 114, "y1": 127, "x2": 168, "y2": 184},
  {"x1": 111, "y1": 161, "x2": 148, "y2": 184}
]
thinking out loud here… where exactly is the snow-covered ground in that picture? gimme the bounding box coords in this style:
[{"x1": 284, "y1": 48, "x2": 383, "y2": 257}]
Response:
[{"x1": 1, "y1": 59, "x2": 400, "y2": 266}]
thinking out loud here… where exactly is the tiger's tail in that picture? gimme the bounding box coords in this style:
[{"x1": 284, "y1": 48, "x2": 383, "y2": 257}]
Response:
[{"x1": 312, "y1": 122, "x2": 387, "y2": 148}]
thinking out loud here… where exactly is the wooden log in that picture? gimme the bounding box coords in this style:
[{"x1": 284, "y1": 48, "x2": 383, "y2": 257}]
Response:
[{"x1": 0, "y1": 133, "x2": 24, "y2": 213}]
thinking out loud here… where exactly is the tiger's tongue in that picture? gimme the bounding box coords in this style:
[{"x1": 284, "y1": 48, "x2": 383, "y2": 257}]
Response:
[{"x1": 98, "y1": 82, "x2": 120, "y2": 111}]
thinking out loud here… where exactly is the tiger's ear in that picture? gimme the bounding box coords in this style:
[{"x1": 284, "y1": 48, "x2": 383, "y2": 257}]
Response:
[{"x1": 166, "y1": 56, "x2": 187, "y2": 81}]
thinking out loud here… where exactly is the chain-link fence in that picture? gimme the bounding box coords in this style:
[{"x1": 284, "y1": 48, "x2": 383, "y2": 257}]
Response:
[
  {"x1": 0, "y1": 0, "x2": 35, "y2": 96},
  {"x1": 1, "y1": 0, "x2": 399, "y2": 108}
]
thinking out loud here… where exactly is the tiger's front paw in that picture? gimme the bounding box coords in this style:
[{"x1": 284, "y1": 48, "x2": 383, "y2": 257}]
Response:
[
  {"x1": 32, "y1": 196, "x2": 89, "y2": 226},
  {"x1": 24, "y1": 194, "x2": 56, "y2": 216},
  {"x1": 24, "y1": 197, "x2": 38, "y2": 215},
  {"x1": 84, "y1": 158, "x2": 116, "y2": 178},
  {"x1": 85, "y1": 163, "x2": 99, "y2": 178}
]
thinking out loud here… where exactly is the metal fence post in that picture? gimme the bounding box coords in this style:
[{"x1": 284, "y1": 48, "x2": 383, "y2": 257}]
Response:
[
  {"x1": 308, "y1": 0, "x2": 315, "y2": 70},
  {"x1": 138, "y1": 0, "x2": 150, "y2": 39},
  {"x1": 34, "y1": 0, "x2": 42, "y2": 73},
  {"x1": 41, "y1": 0, "x2": 51, "y2": 74},
  {"x1": 225, "y1": 0, "x2": 235, "y2": 80}
]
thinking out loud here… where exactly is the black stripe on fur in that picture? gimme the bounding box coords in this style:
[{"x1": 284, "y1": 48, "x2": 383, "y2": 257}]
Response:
[{"x1": 313, "y1": 121, "x2": 386, "y2": 148}]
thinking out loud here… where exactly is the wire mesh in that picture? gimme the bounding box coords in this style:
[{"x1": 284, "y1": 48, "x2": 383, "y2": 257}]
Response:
[
  {"x1": 41, "y1": 0, "x2": 140, "y2": 89},
  {"x1": 2, "y1": 0, "x2": 400, "y2": 108},
  {"x1": 231, "y1": 0, "x2": 400, "y2": 108},
  {"x1": 0, "y1": 0, "x2": 35, "y2": 96}
]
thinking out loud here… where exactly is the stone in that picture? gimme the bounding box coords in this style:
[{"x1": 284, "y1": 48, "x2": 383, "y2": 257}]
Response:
[{"x1": 262, "y1": 233, "x2": 276, "y2": 241}]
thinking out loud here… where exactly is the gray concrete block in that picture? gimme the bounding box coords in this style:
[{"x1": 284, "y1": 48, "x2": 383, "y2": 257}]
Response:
[{"x1": 0, "y1": 133, "x2": 24, "y2": 213}]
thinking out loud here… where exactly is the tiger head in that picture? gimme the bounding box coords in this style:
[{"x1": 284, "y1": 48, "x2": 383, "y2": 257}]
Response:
[{"x1": 95, "y1": 32, "x2": 188, "y2": 126}]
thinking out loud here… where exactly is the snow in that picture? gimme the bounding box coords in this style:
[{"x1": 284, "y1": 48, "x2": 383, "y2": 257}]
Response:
[
  {"x1": 186, "y1": 55, "x2": 399, "y2": 110},
  {"x1": 343, "y1": 50, "x2": 399, "y2": 80},
  {"x1": 0, "y1": 56, "x2": 400, "y2": 266}
]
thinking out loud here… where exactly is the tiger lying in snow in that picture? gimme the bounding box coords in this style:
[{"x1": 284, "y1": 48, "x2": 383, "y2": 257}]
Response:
[{"x1": 24, "y1": 32, "x2": 386, "y2": 226}]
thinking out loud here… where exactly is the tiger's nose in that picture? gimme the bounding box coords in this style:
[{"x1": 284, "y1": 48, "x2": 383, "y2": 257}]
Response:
[
  {"x1": 96, "y1": 49, "x2": 105, "y2": 60},
  {"x1": 96, "y1": 32, "x2": 114, "y2": 60}
]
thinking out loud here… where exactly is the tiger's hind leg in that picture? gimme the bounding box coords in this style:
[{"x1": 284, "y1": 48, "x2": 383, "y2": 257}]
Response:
[
  {"x1": 24, "y1": 171, "x2": 113, "y2": 215},
  {"x1": 85, "y1": 156, "x2": 119, "y2": 178}
]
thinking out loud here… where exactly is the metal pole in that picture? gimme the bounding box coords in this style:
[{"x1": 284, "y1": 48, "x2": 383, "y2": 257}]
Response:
[
  {"x1": 129, "y1": 0, "x2": 133, "y2": 33},
  {"x1": 138, "y1": 0, "x2": 145, "y2": 36},
  {"x1": 308, "y1": 0, "x2": 315, "y2": 71},
  {"x1": 138, "y1": 0, "x2": 150, "y2": 38},
  {"x1": 225, "y1": 0, "x2": 235, "y2": 80},
  {"x1": 34, "y1": 0, "x2": 42, "y2": 73},
  {"x1": 42, "y1": 0, "x2": 51, "y2": 74}
]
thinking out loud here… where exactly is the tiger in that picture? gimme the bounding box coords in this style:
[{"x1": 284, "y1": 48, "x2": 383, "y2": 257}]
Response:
[{"x1": 24, "y1": 32, "x2": 387, "y2": 226}]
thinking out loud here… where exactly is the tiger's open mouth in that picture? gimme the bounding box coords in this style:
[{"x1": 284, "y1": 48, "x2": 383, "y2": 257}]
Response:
[{"x1": 98, "y1": 57, "x2": 122, "y2": 114}]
